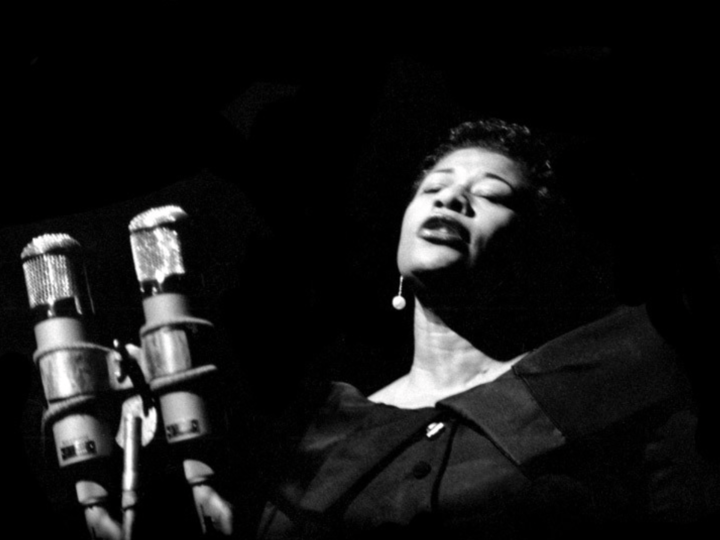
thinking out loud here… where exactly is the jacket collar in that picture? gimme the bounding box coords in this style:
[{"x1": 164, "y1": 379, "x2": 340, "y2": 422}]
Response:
[{"x1": 438, "y1": 304, "x2": 685, "y2": 467}]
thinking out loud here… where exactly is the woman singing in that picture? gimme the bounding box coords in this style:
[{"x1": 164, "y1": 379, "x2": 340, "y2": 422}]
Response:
[{"x1": 251, "y1": 118, "x2": 720, "y2": 539}]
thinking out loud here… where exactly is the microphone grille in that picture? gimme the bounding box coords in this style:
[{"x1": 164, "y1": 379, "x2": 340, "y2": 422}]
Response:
[
  {"x1": 129, "y1": 206, "x2": 188, "y2": 285},
  {"x1": 21, "y1": 234, "x2": 83, "y2": 309},
  {"x1": 21, "y1": 233, "x2": 81, "y2": 259},
  {"x1": 128, "y1": 205, "x2": 188, "y2": 232}
]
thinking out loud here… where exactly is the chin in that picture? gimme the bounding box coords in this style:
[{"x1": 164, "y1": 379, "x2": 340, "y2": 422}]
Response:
[{"x1": 406, "y1": 255, "x2": 472, "y2": 288}]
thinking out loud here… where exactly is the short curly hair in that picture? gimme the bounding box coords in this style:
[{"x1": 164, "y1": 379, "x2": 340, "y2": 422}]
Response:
[{"x1": 414, "y1": 118, "x2": 556, "y2": 211}]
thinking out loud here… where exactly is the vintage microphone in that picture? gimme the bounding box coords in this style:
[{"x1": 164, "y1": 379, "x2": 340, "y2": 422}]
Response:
[
  {"x1": 21, "y1": 233, "x2": 124, "y2": 540},
  {"x1": 128, "y1": 205, "x2": 234, "y2": 536}
]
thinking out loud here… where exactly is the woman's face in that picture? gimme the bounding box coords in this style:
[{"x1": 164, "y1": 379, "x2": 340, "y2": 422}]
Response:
[{"x1": 397, "y1": 147, "x2": 528, "y2": 284}]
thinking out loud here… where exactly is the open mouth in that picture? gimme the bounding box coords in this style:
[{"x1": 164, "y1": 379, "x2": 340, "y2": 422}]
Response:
[{"x1": 418, "y1": 215, "x2": 469, "y2": 249}]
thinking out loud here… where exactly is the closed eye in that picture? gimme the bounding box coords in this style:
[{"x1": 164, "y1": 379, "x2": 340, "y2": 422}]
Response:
[
  {"x1": 420, "y1": 182, "x2": 448, "y2": 194},
  {"x1": 471, "y1": 184, "x2": 513, "y2": 201}
]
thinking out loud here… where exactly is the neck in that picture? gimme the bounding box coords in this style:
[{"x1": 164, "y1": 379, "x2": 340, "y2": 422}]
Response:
[
  {"x1": 369, "y1": 291, "x2": 529, "y2": 409},
  {"x1": 408, "y1": 298, "x2": 523, "y2": 394}
]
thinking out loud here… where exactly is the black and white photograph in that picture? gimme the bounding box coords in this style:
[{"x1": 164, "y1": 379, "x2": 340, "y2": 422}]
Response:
[{"x1": 5, "y1": 7, "x2": 719, "y2": 539}]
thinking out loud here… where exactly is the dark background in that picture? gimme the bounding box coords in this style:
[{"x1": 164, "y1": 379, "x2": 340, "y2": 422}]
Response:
[{"x1": 4, "y1": 5, "x2": 718, "y2": 538}]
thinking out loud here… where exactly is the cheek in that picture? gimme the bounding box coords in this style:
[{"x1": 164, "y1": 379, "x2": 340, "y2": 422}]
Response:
[
  {"x1": 396, "y1": 209, "x2": 417, "y2": 268},
  {"x1": 469, "y1": 210, "x2": 518, "y2": 255}
]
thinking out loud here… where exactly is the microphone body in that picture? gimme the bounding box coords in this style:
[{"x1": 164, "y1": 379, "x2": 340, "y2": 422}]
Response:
[
  {"x1": 139, "y1": 293, "x2": 213, "y2": 444},
  {"x1": 34, "y1": 317, "x2": 116, "y2": 466},
  {"x1": 129, "y1": 206, "x2": 233, "y2": 536},
  {"x1": 22, "y1": 234, "x2": 124, "y2": 540}
]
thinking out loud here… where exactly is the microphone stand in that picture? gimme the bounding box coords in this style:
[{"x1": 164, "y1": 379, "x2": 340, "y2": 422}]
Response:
[
  {"x1": 121, "y1": 414, "x2": 141, "y2": 540},
  {"x1": 112, "y1": 338, "x2": 159, "y2": 540}
]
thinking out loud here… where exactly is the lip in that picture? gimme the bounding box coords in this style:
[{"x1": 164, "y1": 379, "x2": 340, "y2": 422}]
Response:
[{"x1": 418, "y1": 215, "x2": 470, "y2": 249}]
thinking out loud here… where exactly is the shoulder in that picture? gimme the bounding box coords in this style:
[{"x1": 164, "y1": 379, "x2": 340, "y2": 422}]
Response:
[
  {"x1": 518, "y1": 303, "x2": 679, "y2": 378},
  {"x1": 511, "y1": 305, "x2": 720, "y2": 523},
  {"x1": 514, "y1": 304, "x2": 692, "y2": 440}
]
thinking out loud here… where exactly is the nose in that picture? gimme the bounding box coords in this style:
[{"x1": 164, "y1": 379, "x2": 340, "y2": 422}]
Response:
[{"x1": 433, "y1": 185, "x2": 472, "y2": 215}]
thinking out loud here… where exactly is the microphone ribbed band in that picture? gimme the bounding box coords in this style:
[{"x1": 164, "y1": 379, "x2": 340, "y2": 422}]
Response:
[
  {"x1": 129, "y1": 205, "x2": 188, "y2": 285},
  {"x1": 41, "y1": 394, "x2": 97, "y2": 434},
  {"x1": 149, "y1": 364, "x2": 218, "y2": 392},
  {"x1": 139, "y1": 315, "x2": 214, "y2": 338},
  {"x1": 21, "y1": 234, "x2": 82, "y2": 309}
]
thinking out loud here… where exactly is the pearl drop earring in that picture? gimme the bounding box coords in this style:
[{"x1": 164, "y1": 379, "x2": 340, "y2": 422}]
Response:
[{"x1": 392, "y1": 275, "x2": 406, "y2": 310}]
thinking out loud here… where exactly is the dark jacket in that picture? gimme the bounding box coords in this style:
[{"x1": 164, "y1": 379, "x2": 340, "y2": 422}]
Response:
[{"x1": 257, "y1": 305, "x2": 720, "y2": 539}]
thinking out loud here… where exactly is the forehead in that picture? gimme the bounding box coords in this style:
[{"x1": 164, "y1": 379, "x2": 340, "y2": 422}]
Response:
[{"x1": 429, "y1": 147, "x2": 526, "y2": 186}]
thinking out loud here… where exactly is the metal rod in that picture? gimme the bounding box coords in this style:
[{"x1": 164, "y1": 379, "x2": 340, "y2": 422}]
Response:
[{"x1": 121, "y1": 414, "x2": 142, "y2": 540}]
